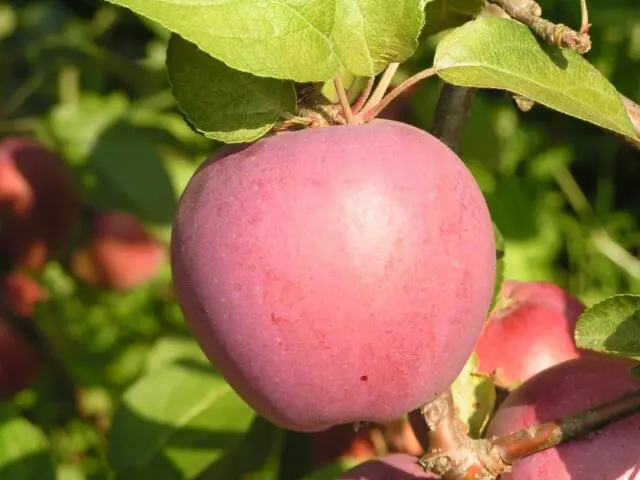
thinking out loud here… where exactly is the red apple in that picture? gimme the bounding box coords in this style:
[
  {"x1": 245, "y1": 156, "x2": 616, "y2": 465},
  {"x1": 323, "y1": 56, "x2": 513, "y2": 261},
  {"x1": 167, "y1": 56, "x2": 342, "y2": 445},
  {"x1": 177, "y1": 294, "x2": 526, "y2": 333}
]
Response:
[
  {"x1": 171, "y1": 120, "x2": 496, "y2": 432},
  {"x1": 71, "y1": 211, "x2": 166, "y2": 291},
  {"x1": 1, "y1": 272, "x2": 47, "y2": 317},
  {"x1": 474, "y1": 280, "x2": 585, "y2": 389},
  {"x1": 0, "y1": 137, "x2": 79, "y2": 270},
  {"x1": 486, "y1": 353, "x2": 640, "y2": 479},
  {"x1": 0, "y1": 272, "x2": 45, "y2": 398}
]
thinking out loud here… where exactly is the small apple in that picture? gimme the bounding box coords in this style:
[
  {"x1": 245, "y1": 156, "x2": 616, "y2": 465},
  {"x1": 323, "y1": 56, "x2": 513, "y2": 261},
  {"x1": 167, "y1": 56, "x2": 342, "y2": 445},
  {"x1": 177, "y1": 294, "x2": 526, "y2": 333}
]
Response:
[
  {"x1": 0, "y1": 137, "x2": 79, "y2": 270},
  {"x1": 0, "y1": 272, "x2": 45, "y2": 398},
  {"x1": 71, "y1": 211, "x2": 166, "y2": 291}
]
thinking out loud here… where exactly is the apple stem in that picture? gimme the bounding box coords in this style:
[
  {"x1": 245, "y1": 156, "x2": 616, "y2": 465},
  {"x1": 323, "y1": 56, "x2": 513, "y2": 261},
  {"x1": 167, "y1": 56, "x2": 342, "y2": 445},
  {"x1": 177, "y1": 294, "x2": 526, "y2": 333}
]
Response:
[
  {"x1": 333, "y1": 75, "x2": 358, "y2": 124},
  {"x1": 491, "y1": 387, "x2": 640, "y2": 465},
  {"x1": 351, "y1": 77, "x2": 375, "y2": 114},
  {"x1": 579, "y1": 0, "x2": 590, "y2": 33},
  {"x1": 360, "y1": 62, "x2": 400, "y2": 113},
  {"x1": 361, "y1": 67, "x2": 439, "y2": 121}
]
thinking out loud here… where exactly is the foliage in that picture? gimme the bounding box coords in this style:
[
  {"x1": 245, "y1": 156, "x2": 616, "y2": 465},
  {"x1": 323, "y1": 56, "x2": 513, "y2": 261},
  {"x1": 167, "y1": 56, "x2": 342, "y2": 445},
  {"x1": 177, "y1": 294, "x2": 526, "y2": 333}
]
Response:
[{"x1": 0, "y1": 0, "x2": 639, "y2": 478}]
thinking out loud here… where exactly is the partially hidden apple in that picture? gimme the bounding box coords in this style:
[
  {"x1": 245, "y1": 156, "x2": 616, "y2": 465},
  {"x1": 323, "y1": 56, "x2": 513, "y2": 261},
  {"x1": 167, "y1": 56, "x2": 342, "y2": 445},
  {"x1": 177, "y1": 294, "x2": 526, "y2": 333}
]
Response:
[
  {"x1": 71, "y1": 211, "x2": 166, "y2": 291},
  {"x1": 0, "y1": 272, "x2": 45, "y2": 398},
  {"x1": 486, "y1": 352, "x2": 640, "y2": 479},
  {"x1": 337, "y1": 453, "x2": 440, "y2": 479},
  {"x1": 474, "y1": 280, "x2": 585, "y2": 389},
  {"x1": 0, "y1": 137, "x2": 79, "y2": 270}
]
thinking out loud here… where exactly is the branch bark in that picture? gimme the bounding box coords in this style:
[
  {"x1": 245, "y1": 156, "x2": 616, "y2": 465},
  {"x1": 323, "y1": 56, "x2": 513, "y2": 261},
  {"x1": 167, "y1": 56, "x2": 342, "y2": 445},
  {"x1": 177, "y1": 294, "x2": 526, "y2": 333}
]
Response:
[
  {"x1": 487, "y1": 0, "x2": 591, "y2": 53},
  {"x1": 430, "y1": 84, "x2": 477, "y2": 153},
  {"x1": 491, "y1": 387, "x2": 640, "y2": 465}
]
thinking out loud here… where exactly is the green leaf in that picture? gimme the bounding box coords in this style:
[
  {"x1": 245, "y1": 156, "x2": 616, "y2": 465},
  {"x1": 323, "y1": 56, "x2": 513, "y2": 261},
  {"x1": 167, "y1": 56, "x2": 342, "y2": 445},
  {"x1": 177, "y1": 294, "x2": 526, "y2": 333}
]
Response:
[
  {"x1": 434, "y1": 17, "x2": 638, "y2": 140},
  {"x1": 106, "y1": 0, "x2": 426, "y2": 82},
  {"x1": 47, "y1": 94, "x2": 181, "y2": 224},
  {"x1": 108, "y1": 361, "x2": 255, "y2": 479},
  {"x1": 632, "y1": 364, "x2": 640, "y2": 380},
  {"x1": 196, "y1": 416, "x2": 284, "y2": 479},
  {"x1": 145, "y1": 336, "x2": 208, "y2": 372},
  {"x1": 0, "y1": 404, "x2": 55, "y2": 480},
  {"x1": 575, "y1": 294, "x2": 640, "y2": 357},
  {"x1": 451, "y1": 353, "x2": 496, "y2": 438},
  {"x1": 167, "y1": 34, "x2": 296, "y2": 143}
]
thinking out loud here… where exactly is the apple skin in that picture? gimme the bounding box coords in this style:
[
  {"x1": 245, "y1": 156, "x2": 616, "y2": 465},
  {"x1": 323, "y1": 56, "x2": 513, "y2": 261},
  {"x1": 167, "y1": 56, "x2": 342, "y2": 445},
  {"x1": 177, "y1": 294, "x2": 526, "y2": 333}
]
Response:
[
  {"x1": 0, "y1": 272, "x2": 45, "y2": 398},
  {"x1": 71, "y1": 211, "x2": 166, "y2": 291},
  {"x1": 473, "y1": 280, "x2": 585, "y2": 389},
  {"x1": 337, "y1": 453, "x2": 440, "y2": 479},
  {"x1": 0, "y1": 137, "x2": 79, "y2": 270},
  {"x1": 171, "y1": 119, "x2": 496, "y2": 432},
  {"x1": 486, "y1": 353, "x2": 640, "y2": 480}
]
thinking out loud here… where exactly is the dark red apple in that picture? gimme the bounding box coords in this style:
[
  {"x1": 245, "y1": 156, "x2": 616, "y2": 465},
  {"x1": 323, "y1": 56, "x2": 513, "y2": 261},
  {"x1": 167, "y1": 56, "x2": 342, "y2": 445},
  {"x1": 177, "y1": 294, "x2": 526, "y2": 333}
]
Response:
[
  {"x1": 486, "y1": 353, "x2": 640, "y2": 479},
  {"x1": 71, "y1": 211, "x2": 166, "y2": 291},
  {"x1": 474, "y1": 280, "x2": 585, "y2": 389},
  {"x1": 0, "y1": 272, "x2": 45, "y2": 398},
  {"x1": 0, "y1": 137, "x2": 79, "y2": 270}
]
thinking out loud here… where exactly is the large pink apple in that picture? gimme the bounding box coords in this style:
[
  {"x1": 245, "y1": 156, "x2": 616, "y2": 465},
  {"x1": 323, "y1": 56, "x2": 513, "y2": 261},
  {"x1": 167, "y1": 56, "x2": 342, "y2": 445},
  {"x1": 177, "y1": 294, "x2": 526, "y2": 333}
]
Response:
[
  {"x1": 171, "y1": 120, "x2": 496, "y2": 432},
  {"x1": 474, "y1": 280, "x2": 585, "y2": 388},
  {"x1": 486, "y1": 353, "x2": 640, "y2": 479}
]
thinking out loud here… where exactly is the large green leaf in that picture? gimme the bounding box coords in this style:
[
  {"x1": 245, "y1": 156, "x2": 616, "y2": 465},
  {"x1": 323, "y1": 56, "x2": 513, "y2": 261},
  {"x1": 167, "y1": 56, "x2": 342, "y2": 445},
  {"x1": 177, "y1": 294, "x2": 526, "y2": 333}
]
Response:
[
  {"x1": 106, "y1": 0, "x2": 426, "y2": 82},
  {"x1": 0, "y1": 405, "x2": 55, "y2": 480},
  {"x1": 108, "y1": 361, "x2": 255, "y2": 479},
  {"x1": 434, "y1": 17, "x2": 638, "y2": 140},
  {"x1": 575, "y1": 295, "x2": 640, "y2": 357},
  {"x1": 166, "y1": 34, "x2": 296, "y2": 143},
  {"x1": 47, "y1": 94, "x2": 181, "y2": 224}
]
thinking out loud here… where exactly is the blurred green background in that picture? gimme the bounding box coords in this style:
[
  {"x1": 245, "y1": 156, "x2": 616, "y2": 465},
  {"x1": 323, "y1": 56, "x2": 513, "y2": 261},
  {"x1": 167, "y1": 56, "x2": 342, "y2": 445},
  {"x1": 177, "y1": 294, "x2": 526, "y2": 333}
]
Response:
[{"x1": 0, "y1": 0, "x2": 638, "y2": 478}]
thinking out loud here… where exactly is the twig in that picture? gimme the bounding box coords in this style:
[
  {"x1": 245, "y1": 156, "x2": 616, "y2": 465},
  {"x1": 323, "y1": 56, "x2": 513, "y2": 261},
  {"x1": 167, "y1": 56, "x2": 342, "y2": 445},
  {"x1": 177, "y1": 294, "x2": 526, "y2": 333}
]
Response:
[
  {"x1": 361, "y1": 67, "x2": 439, "y2": 122},
  {"x1": 334, "y1": 75, "x2": 357, "y2": 124},
  {"x1": 430, "y1": 84, "x2": 477, "y2": 153},
  {"x1": 361, "y1": 63, "x2": 400, "y2": 113},
  {"x1": 416, "y1": 385, "x2": 640, "y2": 479},
  {"x1": 491, "y1": 387, "x2": 640, "y2": 464},
  {"x1": 488, "y1": 0, "x2": 592, "y2": 54}
]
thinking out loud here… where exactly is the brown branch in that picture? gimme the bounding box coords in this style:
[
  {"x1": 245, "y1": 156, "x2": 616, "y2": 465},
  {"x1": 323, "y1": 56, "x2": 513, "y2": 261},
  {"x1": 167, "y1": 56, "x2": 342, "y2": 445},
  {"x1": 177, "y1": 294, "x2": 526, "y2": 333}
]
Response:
[
  {"x1": 430, "y1": 84, "x2": 477, "y2": 153},
  {"x1": 488, "y1": 0, "x2": 592, "y2": 53},
  {"x1": 415, "y1": 386, "x2": 640, "y2": 479},
  {"x1": 491, "y1": 387, "x2": 640, "y2": 465}
]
